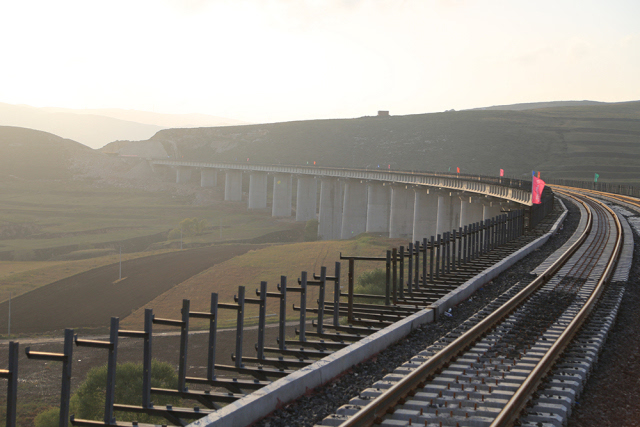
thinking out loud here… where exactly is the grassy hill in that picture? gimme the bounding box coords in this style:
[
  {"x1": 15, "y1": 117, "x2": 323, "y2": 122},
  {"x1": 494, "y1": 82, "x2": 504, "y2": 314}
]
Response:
[
  {"x1": 0, "y1": 127, "x2": 303, "y2": 262},
  {"x1": 122, "y1": 101, "x2": 640, "y2": 184}
]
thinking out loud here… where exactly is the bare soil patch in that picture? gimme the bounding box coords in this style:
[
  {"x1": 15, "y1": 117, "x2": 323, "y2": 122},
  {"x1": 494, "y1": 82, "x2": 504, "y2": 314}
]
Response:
[{"x1": 0, "y1": 244, "x2": 266, "y2": 335}]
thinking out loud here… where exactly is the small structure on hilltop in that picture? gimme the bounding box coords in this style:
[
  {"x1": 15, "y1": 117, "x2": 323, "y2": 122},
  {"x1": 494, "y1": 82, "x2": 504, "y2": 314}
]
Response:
[{"x1": 377, "y1": 110, "x2": 390, "y2": 117}]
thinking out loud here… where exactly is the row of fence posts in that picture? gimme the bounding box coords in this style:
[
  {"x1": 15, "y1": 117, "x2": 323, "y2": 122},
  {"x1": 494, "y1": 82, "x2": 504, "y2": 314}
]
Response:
[
  {"x1": 339, "y1": 210, "x2": 524, "y2": 321},
  {"x1": 1, "y1": 208, "x2": 529, "y2": 426}
]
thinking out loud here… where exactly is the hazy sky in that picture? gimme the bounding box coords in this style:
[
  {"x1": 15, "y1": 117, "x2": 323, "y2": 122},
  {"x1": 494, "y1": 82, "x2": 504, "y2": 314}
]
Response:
[{"x1": 2, "y1": 0, "x2": 639, "y2": 123}]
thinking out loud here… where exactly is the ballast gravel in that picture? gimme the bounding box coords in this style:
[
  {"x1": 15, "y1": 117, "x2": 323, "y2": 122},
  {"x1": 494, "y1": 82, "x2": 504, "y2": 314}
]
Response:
[
  {"x1": 253, "y1": 198, "x2": 579, "y2": 427},
  {"x1": 566, "y1": 215, "x2": 640, "y2": 427}
]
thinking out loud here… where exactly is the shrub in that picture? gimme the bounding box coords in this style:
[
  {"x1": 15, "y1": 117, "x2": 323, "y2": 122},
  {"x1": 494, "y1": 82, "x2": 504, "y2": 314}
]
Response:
[
  {"x1": 35, "y1": 360, "x2": 179, "y2": 426},
  {"x1": 354, "y1": 268, "x2": 387, "y2": 296},
  {"x1": 168, "y1": 217, "x2": 208, "y2": 241}
]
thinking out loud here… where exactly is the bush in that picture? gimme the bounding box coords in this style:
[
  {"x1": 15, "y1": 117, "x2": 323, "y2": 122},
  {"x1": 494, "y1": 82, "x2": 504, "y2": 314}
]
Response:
[
  {"x1": 303, "y1": 219, "x2": 319, "y2": 241},
  {"x1": 354, "y1": 268, "x2": 387, "y2": 296},
  {"x1": 35, "y1": 360, "x2": 180, "y2": 426},
  {"x1": 168, "y1": 217, "x2": 208, "y2": 241}
]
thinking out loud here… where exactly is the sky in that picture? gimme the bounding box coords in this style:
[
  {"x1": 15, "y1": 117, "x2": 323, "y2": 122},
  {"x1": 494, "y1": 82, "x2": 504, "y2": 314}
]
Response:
[{"x1": 1, "y1": 0, "x2": 639, "y2": 124}]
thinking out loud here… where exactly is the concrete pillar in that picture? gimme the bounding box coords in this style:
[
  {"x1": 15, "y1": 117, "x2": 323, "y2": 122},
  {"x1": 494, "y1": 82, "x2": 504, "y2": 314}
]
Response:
[
  {"x1": 248, "y1": 171, "x2": 268, "y2": 209},
  {"x1": 200, "y1": 168, "x2": 217, "y2": 187},
  {"x1": 341, "y1": 180, "x2": 368, "y2": 239},
  {"x1": 176, "y1": 167, "x2": 192, "y2": 184},
  {"x1": 272, "y1": 173, "x2": 292, "y2": 217},
  {"x1": 412, "y1": 188, "x2": 439, "y2": 242},
  {"x1": 483, "y1": 202, "x2": 502, "y2": 220},
  {"x1": 366, "y1": 182, "x2": 390, "y2": 233},
  {"x1": 295, "y1": 176, "x2": 318, "y2": 222},
  {"x1": 436, "y1": 192, "x2": 461, "y2": 234},
  {"x1": 389, "y1": 185, "x2": 415, "y2": 239},
  {"x1": 462, "y1": 197, "x2": 485, "y2": 227},
  {"x1": 224, "y1": 170, "x2": 243, "y2": 201},
  {"x1": 318, "y1": 178, "x2": 343, "y2": 240}
]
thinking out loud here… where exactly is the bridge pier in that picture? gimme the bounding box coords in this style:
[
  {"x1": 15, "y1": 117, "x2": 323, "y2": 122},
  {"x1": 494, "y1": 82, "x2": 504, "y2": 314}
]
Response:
[
  {"x1": 341, "y1": 180, "x2": 368, "y2": 239},
  {"x1": 436, "y1": 191, "x2": 461, "y2": 234},
  {"x1": 366, "y1": 182, "x2": 390, "y2": 233},
  {"x1": 460, "y1": 196, "x2": 485, "y2": 227},
  {"x1": 412, "y1": 188, "x2": 439, "y2": 242},
  {"x1": 483, "y1": 201, "x2": 502, "y2": 220},
  {"x1": 272, "y1": 173, "x2": 292, "y2": 217},
  {"x1": 176, "y1": 167, "x2": 192, "y2": 184},
  {"x1": 224, "y1": 170, "x2": 243, "y2": 201},
  {"x1": 318, "y1": 178, "x2": 343, "y2": 240},
  {"x1": 389, "y1": 185, "x2": 415, "y2": 239},
  {"x1": 200, "y1": 168, "x2": 217, "y2": 187},
  {"x1": 295, "y1": 176, "x2": 318, "y2": 222},
  {"x1": 248, "y1": 172, "x2": 268, "y2": 209}
]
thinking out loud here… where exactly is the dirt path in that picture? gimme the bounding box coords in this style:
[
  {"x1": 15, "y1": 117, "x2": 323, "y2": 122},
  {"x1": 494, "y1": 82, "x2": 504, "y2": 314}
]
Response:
[{"x1": 0, "y1": 244, "x2": 266, "y2": 335}]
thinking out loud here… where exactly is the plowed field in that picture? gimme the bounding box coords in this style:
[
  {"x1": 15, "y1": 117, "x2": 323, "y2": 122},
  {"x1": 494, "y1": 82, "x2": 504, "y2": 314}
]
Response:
[{"x1": 0, "y1": 244, "x2": 265, "y2": 335}]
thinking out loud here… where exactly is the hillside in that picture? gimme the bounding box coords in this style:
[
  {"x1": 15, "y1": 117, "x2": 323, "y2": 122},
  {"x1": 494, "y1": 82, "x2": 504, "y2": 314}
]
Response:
[
  {"x1": 0, "y1": 103, "x2": 248, "y2": 149},
  {"x1": 469, "y1": 100, "x2": 606, "y2": 111},
  {"x1": 114, "y1": 101, "x2": 640, "y2": 184}
]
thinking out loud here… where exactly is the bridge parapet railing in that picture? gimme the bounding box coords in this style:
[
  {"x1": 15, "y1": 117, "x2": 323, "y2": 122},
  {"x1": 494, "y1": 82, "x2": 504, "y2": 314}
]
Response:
[{"x1": 151, "y1": 160, "x2": 534, "y2": 205}]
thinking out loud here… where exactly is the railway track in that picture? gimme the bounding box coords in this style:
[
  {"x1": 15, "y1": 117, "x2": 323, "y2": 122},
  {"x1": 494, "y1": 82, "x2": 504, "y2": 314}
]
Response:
[{"x1": 313, "y1": 191, "x2": 624, "y2": 427}]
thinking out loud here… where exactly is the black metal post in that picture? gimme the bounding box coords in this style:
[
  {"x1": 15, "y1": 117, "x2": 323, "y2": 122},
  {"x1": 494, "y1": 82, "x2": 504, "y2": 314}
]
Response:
[
  {"x1": 299, "y1": 272, "x2": 307, "y2": 341},
  {"x1": 392, "y1": 248, "x2": 398, "y2": 304},
  {"x1": 206, "y1": 295, "x2": 218, "y2": 380},
  {"x1": 451, "y1": 230, "x2": 456, "y2": 270},
  {"x1": 333, "y1": 263, "x2": 341, "y2": 326},
  {"x1": 317, "y1": 266, "x2": 327, "y2": 334},
  {"x1": 347, "y1": 259, "x2": 354, "y2": 324},
  {"x1": 256, "y1": 281, "x2": 267, "y2": 360},
  {"x1": 279, "y1": 276, "x2": 287, "y2": 350},
  {"x1": 3, "y1": 341, "x2": 18, "y2": 427},
  {"x1": 463, "y1": 225, "x2": 468, "y2": 264},
  {"x1": 457, "y1": 227, "x2": 462, "y2": 269},
  {"x1": 385, "y1": 251, "x2": 391, "y2": 306},
  {"x1": 178, "y1": 300, "x2": 189, "y2": 391},
  {"x1": 235, "y1": 287, "x2": 245, "y2": 368},
  {"x1": 435, "y1": 235, "x2": 440, "y2": 279},
  {"x1": 422, "y1": 237, "x2": 428, "y2": 286},
  {"x1": 398, "y1": 246, "x2": 405, "y2": 298},
  {"x1": 142, "y1": 309, "x2": 153, "y2": 408},
  {"x1": 414, "y1": 241, "x2": 420, "y2": 288},
  {"x1": 429, "y1": 236, "x2": 434, "y2": 282}
]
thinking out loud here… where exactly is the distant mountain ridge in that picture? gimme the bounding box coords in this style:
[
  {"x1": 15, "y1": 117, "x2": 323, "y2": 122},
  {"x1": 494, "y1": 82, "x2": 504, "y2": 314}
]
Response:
[
  {"x1": 111, "y1": 100, "x2": 640, "y2": 184},
  {"x1": 3, "y1": 100, "x2": 640, "y2": 186},
  {"x1": 0, "y1": 102, "x2": 248, "y2": 149},
  {"x1": 468, "y1": 100, "x2": 606, "y2": 111}
]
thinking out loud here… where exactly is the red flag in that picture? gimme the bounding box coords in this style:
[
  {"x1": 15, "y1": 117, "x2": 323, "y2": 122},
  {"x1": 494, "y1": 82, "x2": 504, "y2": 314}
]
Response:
[
  {"x1": 537, "y1": 171, "x2": 540, "y2": 178},
  {"x1": 456, "y1": 167, "x2": 460, "y2": 174},
  {"x1": 532, "y1": 176, "x2": 546, "y2": 204},
  {"x1": 500, "y1": 169, "x2": 504, "y2": 177}
]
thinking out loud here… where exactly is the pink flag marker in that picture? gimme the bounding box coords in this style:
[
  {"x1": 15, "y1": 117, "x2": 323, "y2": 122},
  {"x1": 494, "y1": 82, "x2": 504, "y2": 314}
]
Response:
[
  {"x1": 532, "y1": 175, "x2": 546, "y2": 204},
  {"x1": 500, "y1": 169, "x2": 504, "y2": 177}
]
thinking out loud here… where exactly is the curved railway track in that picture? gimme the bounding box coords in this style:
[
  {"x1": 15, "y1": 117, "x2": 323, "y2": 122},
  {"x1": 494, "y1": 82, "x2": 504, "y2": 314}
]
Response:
[{"x1": 312, "y1": 190, "x2": 624, "y2": 427}]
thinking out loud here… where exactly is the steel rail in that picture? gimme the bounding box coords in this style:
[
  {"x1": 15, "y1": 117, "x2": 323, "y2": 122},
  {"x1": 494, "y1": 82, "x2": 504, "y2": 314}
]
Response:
[
  {"x1": 337, "y1": 195, "x2": 594, "y2": 427},
  {"x1": 490, "y1": 192, "x2": 622, "y2": 426}
]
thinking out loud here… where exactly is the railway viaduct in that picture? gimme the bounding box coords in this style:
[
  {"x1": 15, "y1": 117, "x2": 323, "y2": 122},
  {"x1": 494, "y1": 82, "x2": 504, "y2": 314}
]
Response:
[{"x1": 150, "y1": 160, "x2": 535, "y2": 241}]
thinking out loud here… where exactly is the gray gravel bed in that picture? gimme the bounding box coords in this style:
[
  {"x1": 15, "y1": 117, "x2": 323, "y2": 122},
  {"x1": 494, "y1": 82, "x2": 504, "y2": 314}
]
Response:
[
  {"x1": 254, "y1": 199, "x2": 579, "y2": 427},
  {"x1": 566, "y1": 205, "x2": 640, "y2": 427}
]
